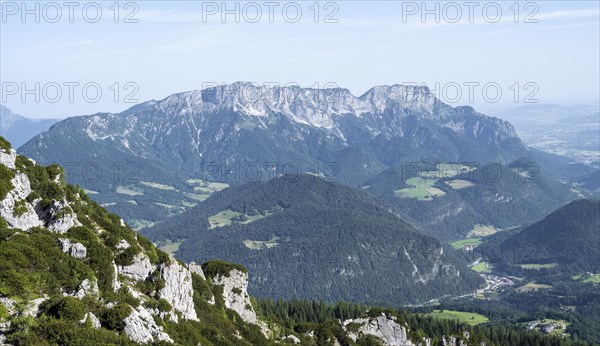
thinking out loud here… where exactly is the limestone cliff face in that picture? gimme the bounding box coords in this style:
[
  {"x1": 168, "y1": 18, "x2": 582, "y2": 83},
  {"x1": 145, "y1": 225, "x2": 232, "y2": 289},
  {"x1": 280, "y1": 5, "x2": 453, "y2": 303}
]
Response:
[
  {"x1": 212, "y1": 269, "x2": 257, "y2": 324},
  {"x1": 157, "y1": 260, "x2": 198, "y2": 321},
  {"x1": 0, "y1": 148, "x2": 80, "y2": 233},
  {"x1": 344, "y1": 313, "x2": 417, "y2": 346}
]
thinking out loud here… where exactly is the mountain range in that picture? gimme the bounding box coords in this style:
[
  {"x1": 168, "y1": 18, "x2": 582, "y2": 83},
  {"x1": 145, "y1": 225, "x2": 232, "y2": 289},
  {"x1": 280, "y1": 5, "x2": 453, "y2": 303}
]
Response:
[
  {"x1": 18, "y1": 83, "x2": 591, "y2": 230},
  {"x1": 0, "y1": 105, "x2": 58, "y2": 149}
]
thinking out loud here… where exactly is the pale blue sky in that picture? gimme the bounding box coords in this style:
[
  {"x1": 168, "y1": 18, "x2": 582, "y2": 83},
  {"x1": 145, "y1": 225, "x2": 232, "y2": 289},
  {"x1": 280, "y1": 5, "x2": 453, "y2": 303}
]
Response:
[{"x1": 1, "y1": 1, "x2": 599, "y2": 118}]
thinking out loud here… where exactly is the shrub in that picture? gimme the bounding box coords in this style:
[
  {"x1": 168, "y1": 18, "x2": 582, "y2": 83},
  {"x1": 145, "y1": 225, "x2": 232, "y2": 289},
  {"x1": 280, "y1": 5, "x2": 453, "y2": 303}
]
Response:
[
  {"x1": 191, "y1": 273, "x2": 214, "y2": 303},
  {"x1": 0, "y1": 163, "x2": 15, "y2": 200},
  {"x1": 44, "y1": 296, "x2": 87, "y2": 321},
  {"x1": 202, "y1": 260, "x2": 247, "y2": 279},
  {"x1": 157, "y1": 299, "x2": 172, "y2": 313},
  {"x1": 0, "y1": 137, "x2": 11, "y2": 152},
  {"x1": 114, "y1": 246, "x2": 140, "y2": 266},
  {"x1": 0, "y1": 303, "x2": 8, "y2": 321},
  {"x1": 13, "y1": 200, "x2": 29, "y2": 217},
  {"x1": 102, "y1": 304, "x2": 132, "y2": 331}
]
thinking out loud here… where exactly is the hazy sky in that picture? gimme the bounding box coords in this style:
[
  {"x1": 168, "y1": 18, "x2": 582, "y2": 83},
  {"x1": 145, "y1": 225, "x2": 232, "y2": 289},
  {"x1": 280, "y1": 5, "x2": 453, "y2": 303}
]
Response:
[{"x1": 1, "y1": 1, "x2": 599, "y2": 119}]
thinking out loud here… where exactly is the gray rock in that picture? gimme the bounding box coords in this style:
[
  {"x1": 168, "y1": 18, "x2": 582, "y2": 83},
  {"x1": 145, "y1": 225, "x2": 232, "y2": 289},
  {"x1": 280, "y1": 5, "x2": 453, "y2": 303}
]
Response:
[
  {"x1": 212, "y1": 269, "x2": 257, "y2": 324},
  {"x1": 70, "y1": 279, "x2": 99, "y2": 298},
  {"x1": 118, "y1": 253, "x2": 154, "y2": 282},
  {"x1": 22, "y1": 297, "x2": 49, "y2": 317},
  {"x1": 344, "y1": 313, "x2": 414, "y2": 346},
  {"x1": 116, "y1": 239, "x2": 131, "y2": 251},
  {"x1": 123, "y1": 305, "x2": 173, "y2": 343},
  {"x1": 285, "y1": 335, "x2": 301, "y2": 344},
  {"x1": 188, "y1": 261, "x2": 206, "y2": 279},
  {"x1": 0, "y1": 149, "x2": 16, "y2": 170},
  {"x1": 45, "y1": 199, "x2": 81, "y2": 234},
  {"x1": 158, "y1": 260, "x2": 198, "y2": 321},
  {"x1": 79, "y1": 312, "x2": 101, "y2": 329},
  {"x1": 57, "y1": 238, "x2": 87, "y2": 259},
  {"x1": 0, "y1": 173, "x2": 42, "y2": 231}
]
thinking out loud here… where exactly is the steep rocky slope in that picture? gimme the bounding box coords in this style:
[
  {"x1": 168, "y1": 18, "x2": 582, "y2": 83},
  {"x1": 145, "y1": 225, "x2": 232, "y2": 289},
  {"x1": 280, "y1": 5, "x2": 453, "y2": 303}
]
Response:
[{"x1": 0, "y1": 137, "x2": 487, "y2": 345}]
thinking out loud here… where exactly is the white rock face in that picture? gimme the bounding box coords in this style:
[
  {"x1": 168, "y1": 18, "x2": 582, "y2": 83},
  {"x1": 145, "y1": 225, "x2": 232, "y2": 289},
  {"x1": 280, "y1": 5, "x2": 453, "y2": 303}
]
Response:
[
  {"x1": 212, "y1": 269, "x2": 257, "y2": 324},
  {"x1": 57, "y1": 238, "x2": 87, "y2": 259},
  {"x1": 188, "y1": 261, "x2": 206, "y2": 279},
  {"x1": 0, "y1": 172, "x2": 43, "y2": 231},
  {"x1": 79, "y1": 312, "x2": 101, "y2": 329},
  {"x1": 71, "y1": 279, "x2": 99, "y2": 298},
  {"x1": 116, "y1": 239, "x2": 131, "y2": 251},
  {"x1": 158, "y1": 260, "x2": 198, "y2": 321},
  {"x1": 22, "y1": 297, "x2": 49, "y2": 318},
  {"x1": 286, "y1": 335, "x2": 301, "y2": 344},
  {"x1": 0, "y1": 149, "x2": 16, "y2": 169},
  {"x1": 344, "y1": 313, "x2": 414, "y2": 346},
  {"x1": 118, "y1": 253, "x2": 154, "y2": 281},
  {"x1": 123, "y1": 305, "x2": 173, "y2": 344},
  {"x1": 45, "y1": 199, "x2": 81, "y2": 234}
]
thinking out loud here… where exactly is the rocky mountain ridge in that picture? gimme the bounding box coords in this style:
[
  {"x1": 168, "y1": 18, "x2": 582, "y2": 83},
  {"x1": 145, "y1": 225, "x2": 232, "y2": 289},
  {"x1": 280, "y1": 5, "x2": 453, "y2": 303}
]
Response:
[{"x1": 19, "y1": 82, "x2": 536, "y2": 227}]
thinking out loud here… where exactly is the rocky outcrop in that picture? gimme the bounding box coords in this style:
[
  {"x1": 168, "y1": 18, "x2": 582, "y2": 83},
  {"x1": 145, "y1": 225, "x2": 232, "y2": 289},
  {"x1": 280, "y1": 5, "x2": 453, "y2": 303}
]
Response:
[
  {"x1": 0, "y1": 172, "x2": 42, "y2": 231},
  {"x1": 57, "y1": 238, "x2": 87, "y2": 259},
  {"x1": 70, "y1": 279, "x2": 99, "y2": 298},
  {"x1": 188, "y1": 261, "x2": 206, "y2": 279},
  {"x1": 22, "y1": 297, "x2": 49, "y2": 318},
  {"x1": 118, "y1": 253, "x2": 154, "y2": 281},
  {"x1": 45, "y1": 199, "x2": 81, "y2": 234},
  {"x1": 123, "y1": 305, "x2": 173, "y2": 344},
  {"x1": 79, "y1": 312, "x2": 101, "y2": 329},
  {"x1": 116, "y1": 239, "x2": 131, "y2": 251},
  {"x1": 343, "y1": 313, "x2": 414, "y2": 346},
  {"x1": 212, "y1": 269, "x2": 257, "y2": 324},
  {"x1": 158, "y1": 260, "x2": 198, "y2": 322},
  {"x1": 0, "y1": 149, "x2": 16, "y2": 170}
]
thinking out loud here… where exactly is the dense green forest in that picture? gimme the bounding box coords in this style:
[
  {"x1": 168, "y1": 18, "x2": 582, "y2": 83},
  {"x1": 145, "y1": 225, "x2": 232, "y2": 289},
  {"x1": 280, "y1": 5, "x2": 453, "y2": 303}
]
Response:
[
  {"x1": 255, "y1": 299, "x2": 596, "y2": 346},
  {"x1": 478, "y1": 199, "x2": 600, "y2": 273},
  {"x1": 143, "y1": 174, "x2": 483, "y2": 306},
  {"x1": 364, "y1": 159, "x2": 577, "y2": 240}
]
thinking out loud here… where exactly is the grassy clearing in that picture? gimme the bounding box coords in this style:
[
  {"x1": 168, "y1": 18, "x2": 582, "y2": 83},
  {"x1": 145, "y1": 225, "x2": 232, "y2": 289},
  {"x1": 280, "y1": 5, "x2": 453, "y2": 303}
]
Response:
[
  {"x1": 445, "y1": 179, "x2": 475, "y2": 189},
  {"x1": 184, "y1": 192, "x2": 210, "y2": 201},
  {"x1": 517, "y1": 282, "x2": 553, "y2": 292},
  {"x1": 116, "y1": 186, "x2": 144, "y2": 196},
  {"x1": 420, "y1": 163, "x2": 475, "y2": 179},
  {"x1": 207, "y1": 182, "x2": 229, "y2": 191},
  {"x1": 158, "y1": 240, "x2": 183, "y2": 255},
  {"x1": 208, "y1": 209, "x2": 275, "y2": 229},
  {"x1": 181, "y1": 200, "x2": 197, "y2": 207},
  {"x1": 243, "y1": 237, "x2": 281, "y2": 250},
  {"x1": 425, "y1": 310, "x2": 489, "y2": 326},
  {"x1": 140, "y1": 181, "x2": 177, "y2": 191},
  {"x1": 518, "y1": 263, "x2": 558, "y2": 270},
  {"x1": 572, "y1": 273, "x2": 600, "y2": 284},
  {"x1": 472, "y1": 261, "x2": 490, "y2": 273},
  {"x1": 155, "y1": 202, "x2": 185, "y2": 211},
  {"x1": 394, "y1": 177, "x2": 446, "y2": 201},
  {"x1": 468, "y1": 225, "x2": 498, "y2": 237},
  {"x1": 129, "y1": 219, "x2": 154, "y2": 230},
  {"x1": 208, "y1": 209, "x2": 243, "y2": 229},
  {"x1": 451, "y1": 238, "x2": 482, "y2": 250}
]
